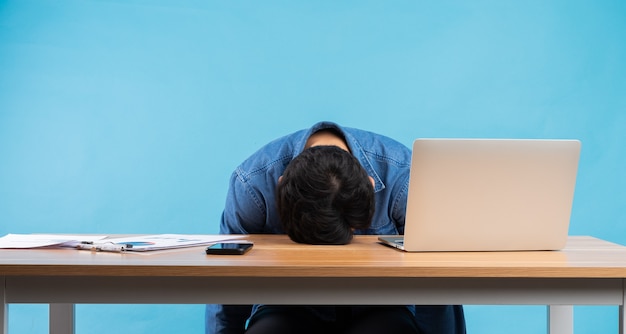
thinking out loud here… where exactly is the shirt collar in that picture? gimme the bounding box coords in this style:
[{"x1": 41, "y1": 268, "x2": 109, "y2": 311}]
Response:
[{"x1": 296, "y1": 121, "x2": 385, "y2": 193}]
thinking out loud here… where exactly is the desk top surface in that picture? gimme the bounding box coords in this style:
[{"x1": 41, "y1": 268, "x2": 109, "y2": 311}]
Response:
[{"x1": 1, "y1": 235, "x2": 626, "y2": 278}]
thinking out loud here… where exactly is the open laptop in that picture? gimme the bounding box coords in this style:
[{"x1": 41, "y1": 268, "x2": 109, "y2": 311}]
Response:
[{"x1": 378, "y1": 139, "x2": 581, "y2": 252}]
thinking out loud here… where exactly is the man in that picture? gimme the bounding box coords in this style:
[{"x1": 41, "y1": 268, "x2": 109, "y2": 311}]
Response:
[{"x1": 206, "y1": 121, "x2": 466, "y2": 334}]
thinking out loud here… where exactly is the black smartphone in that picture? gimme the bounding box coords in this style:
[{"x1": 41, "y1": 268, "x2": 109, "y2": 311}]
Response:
[{"x1": 205, "y1": 242, "x2": 253, "y2": 255}]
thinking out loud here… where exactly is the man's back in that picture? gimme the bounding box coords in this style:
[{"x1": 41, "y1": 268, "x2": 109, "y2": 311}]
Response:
[
  {"x1": 219, "y1": 121, "x2": 412, "y2": 236},
  {"x1": 207, "y1": 121, "x2": 466, "y2": 334}
]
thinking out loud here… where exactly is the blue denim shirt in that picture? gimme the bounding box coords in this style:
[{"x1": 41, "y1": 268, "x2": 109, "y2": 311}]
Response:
[
  {"x1": 206, "y1": 121, "x2": 465, "y2": 334},
  {"x1": 218, "y1": 121, "x2": 411, "y2": 237}
]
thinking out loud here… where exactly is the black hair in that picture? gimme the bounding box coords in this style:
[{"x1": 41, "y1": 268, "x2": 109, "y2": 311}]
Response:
[{"x1": 276, "y1": 146, "x2": 375, "y2": 244}]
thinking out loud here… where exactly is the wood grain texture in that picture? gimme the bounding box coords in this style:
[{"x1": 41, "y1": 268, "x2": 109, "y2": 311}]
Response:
[{"x1": 1, "y1": 235, "x2": 625, "y2": 278}]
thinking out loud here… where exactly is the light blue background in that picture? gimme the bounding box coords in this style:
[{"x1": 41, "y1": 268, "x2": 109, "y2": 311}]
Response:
[{"x1": 1, "y1": 1, "x2": 624, "y2": 333}]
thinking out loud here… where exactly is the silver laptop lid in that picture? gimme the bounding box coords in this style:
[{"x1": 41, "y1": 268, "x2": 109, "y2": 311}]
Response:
[{"x1": 402, "y1": 139, "x2": 581, "y2": 252}]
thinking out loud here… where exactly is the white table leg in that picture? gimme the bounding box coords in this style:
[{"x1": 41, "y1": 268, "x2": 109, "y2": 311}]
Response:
[
  {"x1": 619, "y1": 304, "x2": 626, "y2": 334},
  {"x1": 618, "y1": 279, "x2": 626, "y2": 334},
  {"x1": 1, "y1": 276, "x2": 6, "y2": 334},
  {"x1": 547, "y1": 305, "x2": 573, "y2": 334},
  {"x1": 50, "y1": 304, "x2": 74, "y2": 334}
]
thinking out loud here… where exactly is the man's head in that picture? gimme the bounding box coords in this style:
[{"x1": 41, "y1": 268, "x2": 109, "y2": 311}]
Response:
[{"x1": 276, "y1": 145, "x2": 375, "y2": 245}]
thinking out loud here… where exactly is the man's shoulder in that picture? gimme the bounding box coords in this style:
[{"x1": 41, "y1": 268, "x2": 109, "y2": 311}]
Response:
[
  {"x1": 345, "y1": 128, "x2": 412, "y2": 166},
  {"x1": 234, "y1": 135, "x2": 301, "y2": 182}
]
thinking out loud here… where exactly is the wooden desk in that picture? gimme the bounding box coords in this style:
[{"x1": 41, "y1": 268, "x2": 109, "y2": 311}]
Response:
[{"x1": 1, "y1": 235, "x2": 626, "y2": 334}]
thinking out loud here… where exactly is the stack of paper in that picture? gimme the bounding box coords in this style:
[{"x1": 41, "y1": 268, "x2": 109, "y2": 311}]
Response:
[
  {"x1": 0, "y1": 234, "x2": 107, "y2": 248},
  {"x1": 0, "y1": 234, "x2": 247, "y2": 252},
  {"x1": 100, "y1": 234, "x2": 246, "y2": 251}
]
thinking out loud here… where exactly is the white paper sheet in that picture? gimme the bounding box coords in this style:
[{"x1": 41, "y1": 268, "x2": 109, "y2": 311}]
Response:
[
  {"x1": 102, "y1": 234, "x2": 247, "y2": 251},
  {"x1": 0, "y1": 234, "x2": 107, "y2": 248}
]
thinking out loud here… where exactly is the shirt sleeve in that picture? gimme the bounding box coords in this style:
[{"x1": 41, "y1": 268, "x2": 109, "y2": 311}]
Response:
[
  {"x1": 390, "y1": 173, "x2": 410, "y2": 234},
  {"x1": 210, "y1": 171, "x2": 265, "y2": 334},
  {"x1": 205, "y1": 304, "x2": 252, "y2": 334},
  {"x1": 219, "y1": 170, "x2": 267, "y2": 234}
]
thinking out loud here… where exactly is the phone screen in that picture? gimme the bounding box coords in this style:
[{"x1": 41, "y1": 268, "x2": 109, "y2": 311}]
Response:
[{"x1": 205, "y1": 242, "x2": 253, "y2": 255}]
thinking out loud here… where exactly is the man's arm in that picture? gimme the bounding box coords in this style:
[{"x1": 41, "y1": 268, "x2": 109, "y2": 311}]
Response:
[
  {"x1": 207, "y1": 172, "x2": 266, "y2": 334},
  {"x1": 390, "y1": 174, "x2": 411, "y2": 234},
  {"x1": 206, "y1": 304, "x2": 252, "y2": 334},
  {"x1": 219, "y1": 170, "x2": 268, "y2": 234}
]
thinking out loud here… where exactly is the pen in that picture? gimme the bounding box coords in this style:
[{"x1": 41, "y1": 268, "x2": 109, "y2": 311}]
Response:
[{"x1": 76, "y1": 242, "x2": 132, "y2": 253}]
